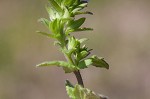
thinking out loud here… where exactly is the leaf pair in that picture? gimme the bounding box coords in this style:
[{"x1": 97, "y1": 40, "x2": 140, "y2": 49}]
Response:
[
  {"x1": 38, "y1": 17, "x2": 92, "y2": 48},
  {"x1": 36, "y1": 55, "x2": 109, "y2": 73}
]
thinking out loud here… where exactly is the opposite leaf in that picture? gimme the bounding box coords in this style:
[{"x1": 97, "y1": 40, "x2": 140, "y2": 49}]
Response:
[
  {"x1": 91, "y1": 55, "x2": 109, "y2": 69},
  {"x1": 36, "y1": 61, "x2": 79, "y2": 73},
  {"x1": 78, "y1": 55, "x2": 109, "y2": 70}
]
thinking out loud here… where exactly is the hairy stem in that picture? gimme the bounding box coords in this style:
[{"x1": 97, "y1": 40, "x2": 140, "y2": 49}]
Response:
[{"x1": 74, "y1": 70, "x2": 84, "y2": 87}]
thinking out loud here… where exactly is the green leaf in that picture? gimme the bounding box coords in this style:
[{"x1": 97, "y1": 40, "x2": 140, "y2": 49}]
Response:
[
  {"x1": 80, "y1": 50, "x2": 89, "y2": 58},
  {"x1": 68, "y1": 36, "x2": 79, "y2": 50},
  {"x1": 54, "y1": 41, "x2": 61, "y2": 46},
  {"x1": 78, "y1": 55, "x2": 109, "y2": 69},
  {"x1": 48, "y1": 0, "x2": 63, "y2": 15},
  {"x1": 67, "y1": 27, "x2": 93, "y2": 33},
  {"x1": 79, "y1": 2, "x2": 88, "y2": 7},
  {"x1": 78, "y1": 59, "x2": 92, "y2": 69},
  {"x1": 74, "y1": 11, "x2": 93, "y2": 15},
  {"x1": 66, "y1": 80, "x2": 108, "y2": 99},
  {"x1": 38, "y1": 18, "x2": 50, "y2": 27},
  {"x1": 75, "y1": 27, "x2": 93, "y2": 31},
  {"x1": 54, "y1": 0, "x2": 62, "y2": 5},
  {"x1": 62, "y1": 7, "x2": 70, "y2": 18},
  {"x1": 62, "y1": 0, "x2": 75, "y2": 7},
  {"x1": 36, "y1": 61, "x2": 79, "y2": 73},
  {"x1": 74, "y1": 0, "x2": 80, "y2": 6},
  {"x1": 68, "y1": 18, "x2": 86, "y2": 30},
  {"x1": 79, "y1": 38, "x2": 88, "y2": 43},
  {"x1": 36, "y1": 31, "x2": 55, "y2": 38},
  {"x1": 49, "y1": 19, "x2": 59, "y2": 35},
  {"x1": 72, "y1": 8, "x2": 83, "y2": 13},
  {"x1": 46, "y1": 6, "x2": 56, "y2": 20},
  {"x1": 71, "y1": 2, "x2": 88, "y2": 14},
  {"x1": 91, "y1": 55, "x2": 109, "y2": 69}
]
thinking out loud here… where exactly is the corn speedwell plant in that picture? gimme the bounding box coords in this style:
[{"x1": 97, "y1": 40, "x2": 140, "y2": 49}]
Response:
[{"x1": 37, "y1": 0, "x2": 109, "y2": 99}]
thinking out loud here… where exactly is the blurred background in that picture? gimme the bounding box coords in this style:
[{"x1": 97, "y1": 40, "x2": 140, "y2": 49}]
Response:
[{"x1": 0, "y1": 0, "x2": 150, "y2": 99}]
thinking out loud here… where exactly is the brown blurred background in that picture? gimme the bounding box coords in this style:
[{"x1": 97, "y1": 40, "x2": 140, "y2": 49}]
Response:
[{"x1": 0, "y1": 0, "x2": 150, "y2": 99}]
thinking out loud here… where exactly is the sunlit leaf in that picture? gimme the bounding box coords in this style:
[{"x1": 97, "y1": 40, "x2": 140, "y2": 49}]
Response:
[
  {"x1": 46, "y1": 6, "x2": 56, "y2": 20},
  {"x1": 36, "y1": 61, "x2": 79, "y2": 73},
  {"x1": 62, "y1": 7, "x2": 70, "y2": 18},
  {"x1": 48, "y1": 0, "x2": 63, "y2": 15},
  {"x1": 49, "y1": 19, "x2": 58, "y2": 34},
  {"x1": 68, "y1": 36, "x2": 79, "y2": 50},
  {"x1": 78, "y1": 2, "x2": 88, "y2": 8},
  {"x1": 72, "y1": 8, "x2": 83, "y2": 13}
]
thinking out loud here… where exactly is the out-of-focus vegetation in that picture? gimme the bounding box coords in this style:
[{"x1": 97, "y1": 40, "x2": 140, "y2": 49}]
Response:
[{"x1": 0, "y1": 0, "x2": 150, "y2": 99}]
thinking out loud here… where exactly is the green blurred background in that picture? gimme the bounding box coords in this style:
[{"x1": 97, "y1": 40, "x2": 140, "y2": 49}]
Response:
[{"x1": 0, "y1": 0, "x2": 150, "y2": 99}]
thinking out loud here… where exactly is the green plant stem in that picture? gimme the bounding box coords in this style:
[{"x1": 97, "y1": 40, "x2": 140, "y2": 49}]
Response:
[
  {"x1": 63, "y1": 50, "x2": 84, "y2": 87},
  {"x1": 74, "y1": 70, "x2": 84, "y2": 87},
  {"x1": 67, "y1": 55, "x2": 84, "y2": 87}
]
